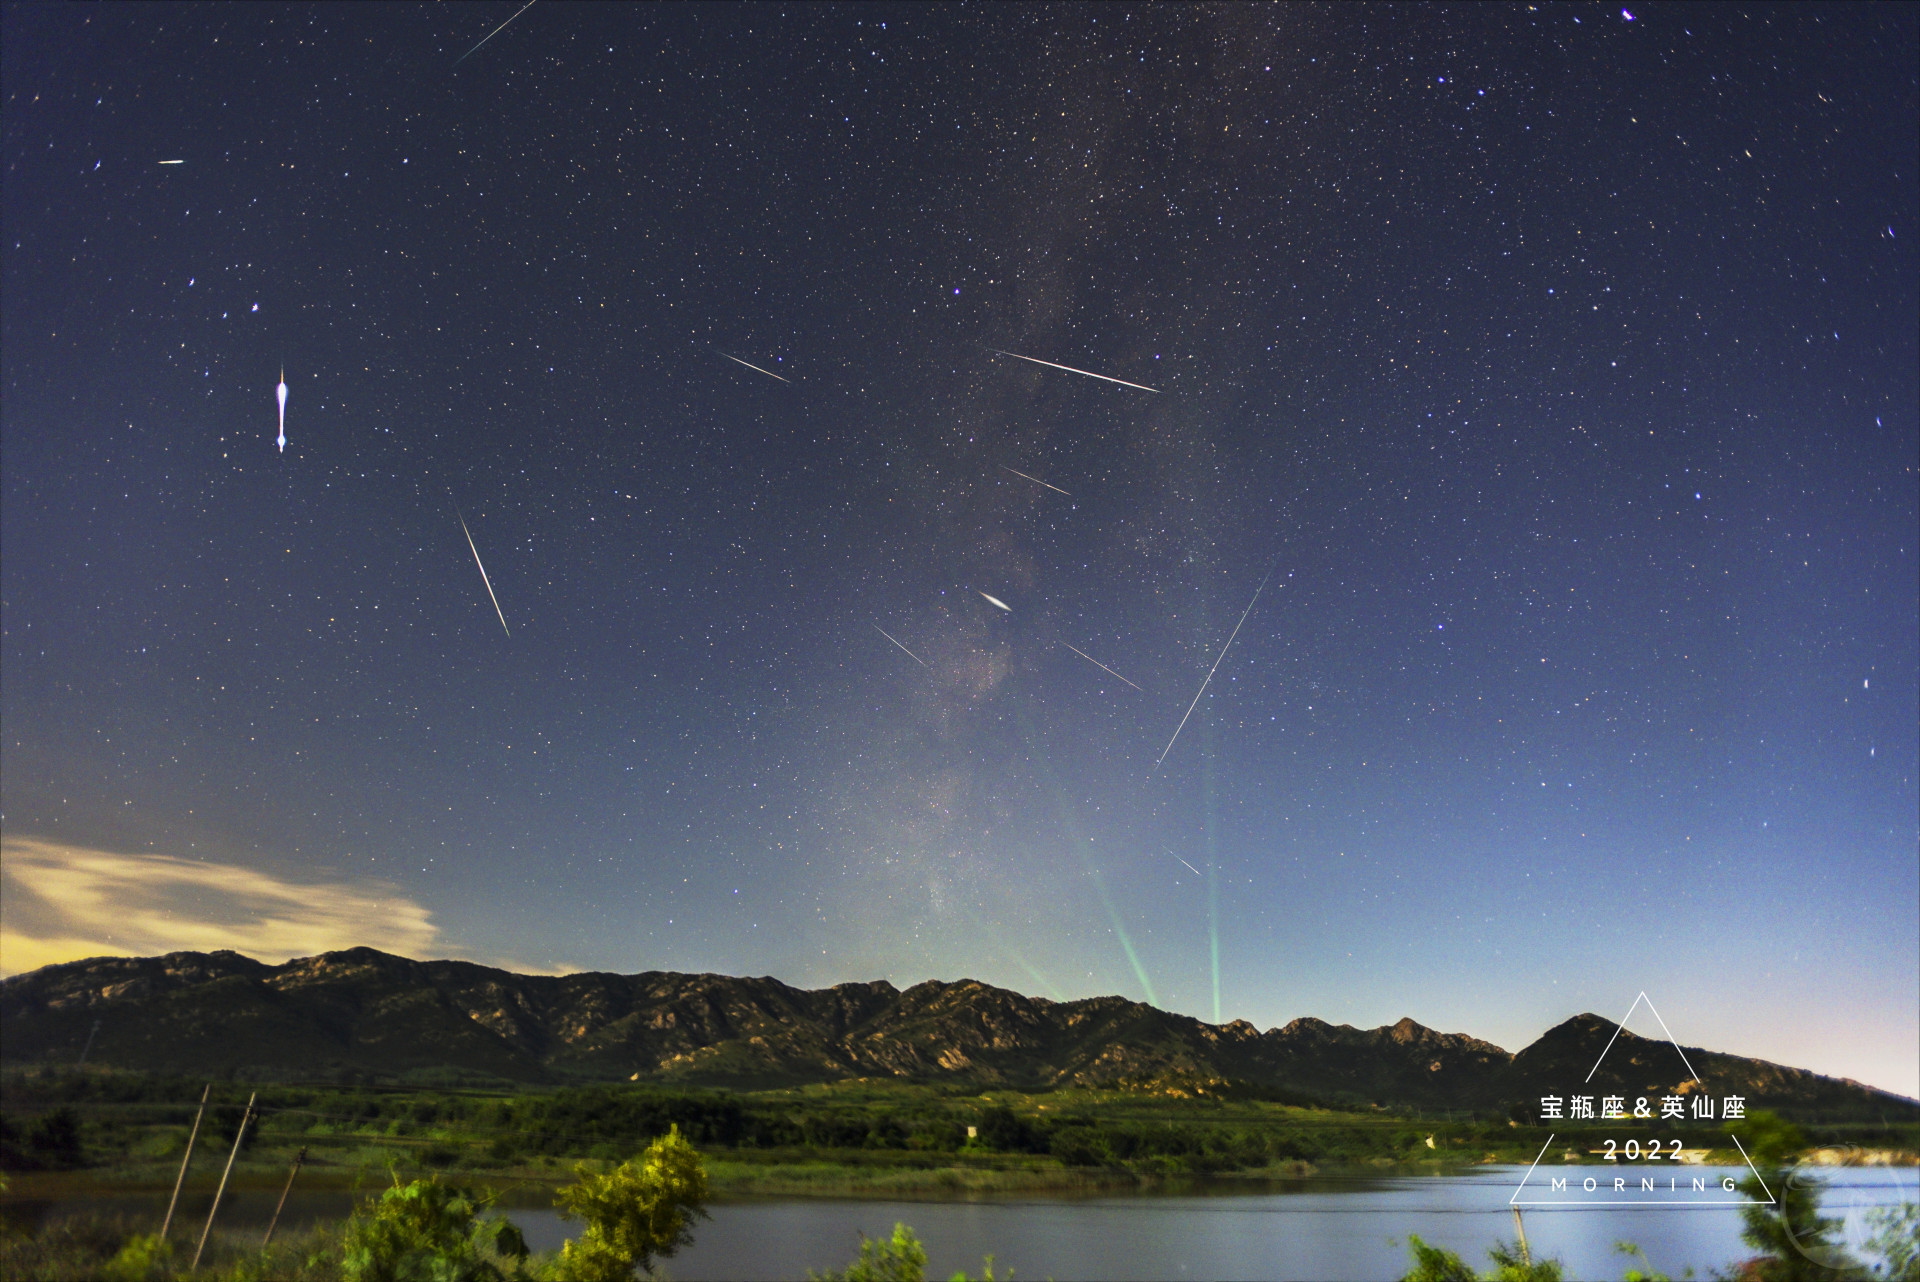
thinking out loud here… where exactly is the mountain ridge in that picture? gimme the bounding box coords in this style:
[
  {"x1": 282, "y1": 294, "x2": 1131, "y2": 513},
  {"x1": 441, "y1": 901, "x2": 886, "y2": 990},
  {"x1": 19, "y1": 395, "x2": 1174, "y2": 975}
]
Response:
[{"x1": 3, "y1": 948, "x2": 1910, "y2": 1120}]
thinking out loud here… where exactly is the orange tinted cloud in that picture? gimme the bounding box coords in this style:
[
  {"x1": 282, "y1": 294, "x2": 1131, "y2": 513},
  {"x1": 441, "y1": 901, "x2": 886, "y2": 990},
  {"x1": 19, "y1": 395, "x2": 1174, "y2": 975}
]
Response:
[{"x1": 0, "y1": 837, "x2": 438, "y2": 976}]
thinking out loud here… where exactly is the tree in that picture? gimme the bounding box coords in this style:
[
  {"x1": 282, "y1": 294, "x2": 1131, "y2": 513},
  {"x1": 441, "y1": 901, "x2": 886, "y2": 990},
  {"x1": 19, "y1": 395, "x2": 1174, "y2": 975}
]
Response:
[
  {"x1": 1862, "y1": 1202, "x2": 1920, "y2": 1282},
  {"x1": 1725, "y1": 1111, "x2": 1855, "y2": 1280},
  {"x1": 340, "y1": 1175, "x2": 528, "y2": 1282},
  {"x1": 976, "y1": 1106, "x2": 1042, "y2": 1154},
  {"x1": 554, "y1": 1124, "x2": 709, "y2": 1282}
]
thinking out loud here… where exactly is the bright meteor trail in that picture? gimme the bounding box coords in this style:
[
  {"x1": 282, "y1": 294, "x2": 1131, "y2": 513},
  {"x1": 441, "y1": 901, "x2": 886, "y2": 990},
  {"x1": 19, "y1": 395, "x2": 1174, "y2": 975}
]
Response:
[
  {"x1": 874, "y1": 625, "x2": 928, "y2": 669},
  {"x1": 1000, "y1": 465, "x2": 1071, "y2": 496},
  {"x1": 275, "y1": 367, "x2": 287, "y2": 453},
  {"x1": 719, "y1": 352, "x2": 791, "y2": 383},
  {"x1": 1152, "y1": 570, "x2": 1272, "y2": 772},
  {"x1": 979, "y1": 591, "x2": 1012, "y2": 612},
  {"x1": 457, "y1": 511, "x2": 511, "y2": 637},
  {"x1": 1059, "y1": 642, "x2": 1142, "y2": 691},
  {"x1": 987, "y1": 348, "x2": 1160, "y2": 393},
  {"x1": 454, "y1": 0, "x2": 538, "y2": 67}
]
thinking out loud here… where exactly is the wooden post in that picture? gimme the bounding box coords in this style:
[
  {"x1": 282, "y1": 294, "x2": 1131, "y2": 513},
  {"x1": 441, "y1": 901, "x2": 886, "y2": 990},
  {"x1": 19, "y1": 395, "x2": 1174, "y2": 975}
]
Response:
[
  {"x1": 1511, "y1": 1205, "x2": 1531, "y2": 1267},
  {"x1": 159, "y1": 1084, "x2": 210, "y2": 1240},
  {"x1": 191, "y1": 1091, "x2": 254, "y2": 1272},
  {"x1": 261, "y1": 1147, "x2": 307, "y2": 1248}
]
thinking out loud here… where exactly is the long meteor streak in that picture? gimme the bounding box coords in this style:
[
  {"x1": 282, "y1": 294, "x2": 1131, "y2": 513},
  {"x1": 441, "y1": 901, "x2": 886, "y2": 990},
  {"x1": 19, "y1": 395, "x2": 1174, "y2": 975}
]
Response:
[
  {"x1": 457, "y1": 512, "x2": 510, "y2": 637},
  {"x1": 987, "y1": 348, "x2": 1160, "y2": 393},
  {"x1": 719, "y1": 352, "x2": 791, "y2": 383},
  {"x1": 874, "y1": 625, "x2": 929, "y2": 669},
  {"x1": 1152, "y1": 570, "x2": 1272, "y2": 771},
  {"x1": 454, "y1": 0, "x2": 538, "y2": 67},
  {"x1": 1000, "y1": 465, "x2": 1071, "y2": 496},
  {"x1": 979, "y1": 591, "x2": 1012, "y2": 612},
  {"x1": 1060, "y1": 641, "x2": 1142, "y2": 691},
  {"x1": 1168, "y1": 849, "x2": 1203, "y2": 877}
]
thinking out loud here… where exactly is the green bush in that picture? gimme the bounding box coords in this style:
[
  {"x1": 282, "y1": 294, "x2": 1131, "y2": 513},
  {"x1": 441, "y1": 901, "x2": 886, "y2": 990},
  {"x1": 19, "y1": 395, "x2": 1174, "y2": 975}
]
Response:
[
  {"x1": 340, "y1": 1175, "x2": 528, "y2": 1282},
  {"x1": 809, "y1": 1222, "x2": 929, "y2": 1282},
  {"x1": 100, "y1": 1232, "x2": 170, "y2": 1282},
  {"x1": 808, "y1": 1223, "x2": 1002, "y2": 1282},
  {"x1": 553, "y1": 1124, "x2": 709, "y2": 1282},
  {"x1": 1398, "y1": 1234, "x2": 1563, "y2": 1282}
]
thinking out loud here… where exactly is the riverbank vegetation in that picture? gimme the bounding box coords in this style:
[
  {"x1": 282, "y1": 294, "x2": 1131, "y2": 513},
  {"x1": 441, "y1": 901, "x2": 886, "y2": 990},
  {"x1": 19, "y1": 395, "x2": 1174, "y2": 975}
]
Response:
[
  {"x1": 6, "y1": 1068, "x2": 1913, "y2": 1200},
  {"x1": 0, "y1": 1127, "x2": 710, "y2": 1281},
  {"x1": 2, "y1": 1103, "x2": 1914, "y2": 1281}
]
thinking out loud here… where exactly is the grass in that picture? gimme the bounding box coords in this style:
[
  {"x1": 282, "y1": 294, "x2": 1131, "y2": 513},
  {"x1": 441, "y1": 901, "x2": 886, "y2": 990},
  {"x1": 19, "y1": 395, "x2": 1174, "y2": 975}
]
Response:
[{"x1": 0, "y1": 1215, "x2": 346, "y2": 1281}]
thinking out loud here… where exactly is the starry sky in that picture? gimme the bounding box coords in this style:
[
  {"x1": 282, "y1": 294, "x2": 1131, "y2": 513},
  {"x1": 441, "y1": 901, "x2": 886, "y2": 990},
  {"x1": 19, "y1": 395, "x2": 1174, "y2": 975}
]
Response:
[{"x1": 3, "y1": 4, "x2": 1915, "y2": 1096}]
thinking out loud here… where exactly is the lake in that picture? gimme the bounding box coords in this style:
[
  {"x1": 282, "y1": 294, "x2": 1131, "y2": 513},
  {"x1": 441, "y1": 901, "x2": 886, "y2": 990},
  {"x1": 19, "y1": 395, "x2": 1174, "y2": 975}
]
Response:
[
  {"x1": 9, "y1": 1165, "x2": 1914, "y2": 1280},
  {"x1": 526, "y1": 1166, "x2": 1916, "y2": 1281}
]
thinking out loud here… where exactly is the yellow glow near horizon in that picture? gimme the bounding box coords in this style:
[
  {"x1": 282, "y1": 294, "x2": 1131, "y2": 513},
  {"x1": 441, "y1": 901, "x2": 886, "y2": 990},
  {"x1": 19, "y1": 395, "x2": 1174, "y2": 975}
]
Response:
[{"x1": 0, "y1": 837, "x2": 439, "y2": 976}]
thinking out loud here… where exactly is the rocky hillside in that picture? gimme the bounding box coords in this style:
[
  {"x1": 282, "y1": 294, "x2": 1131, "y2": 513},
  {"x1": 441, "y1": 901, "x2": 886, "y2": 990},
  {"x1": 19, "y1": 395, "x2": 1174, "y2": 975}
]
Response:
[{"x1": 1, "y1": 949, "x2": 1907, "y2": 1120}]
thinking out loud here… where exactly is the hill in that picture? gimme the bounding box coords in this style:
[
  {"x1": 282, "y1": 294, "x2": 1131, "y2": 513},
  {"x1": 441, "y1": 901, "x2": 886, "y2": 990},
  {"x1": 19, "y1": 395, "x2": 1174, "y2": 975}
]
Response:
[{"x1": 2, "y1": 949, "x2": 1908, "y2": 1121}]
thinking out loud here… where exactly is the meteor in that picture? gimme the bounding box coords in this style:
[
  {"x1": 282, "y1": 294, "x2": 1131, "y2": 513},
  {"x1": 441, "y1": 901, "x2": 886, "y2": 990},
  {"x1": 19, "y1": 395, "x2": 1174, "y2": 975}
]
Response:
[
  {"x1": 1152, "y1": 569, "x2": 1272, "y2": 772},
  {"x1": 454, "y1": 0, "x2": 538, "y2": 67},
  {"x1": 1059, "y1": 641, "x2": 1142, "y2": 691},
  {"x1": 275, "y1": 368, "x2": 288, "y2": 453},
  {"x1": 874, "y1": 625, "x2": 929, "y2": 669},
  {"x1": 157, "y1": 159, "x2": 185, "y2": 165},
  {"x1": 979, "y1": 591, "x2": 1012, "y2": 612},
  {"x1": 1000, "y1": 465, "x2": 1071, "y2": 496},
  {"x1": 719, "y1": 352, "x2": 790, "y2": 383},
  {"x1": 456, "y1": 510, "x2": 511, "y2": 637},
  {"x1": 1168, "y1": 849, "x2": 1203, "y2": 877},
  {"x1": 986, "y1": 348, "x2": 1160, "y2": 393}
]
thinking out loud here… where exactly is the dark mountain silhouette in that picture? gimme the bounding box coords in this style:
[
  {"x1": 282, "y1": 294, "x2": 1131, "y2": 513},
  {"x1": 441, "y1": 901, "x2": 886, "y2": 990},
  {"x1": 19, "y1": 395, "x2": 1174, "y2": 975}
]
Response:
[{"x1": 2, "y1": 949, "x2": 1908, "y2": 1120}]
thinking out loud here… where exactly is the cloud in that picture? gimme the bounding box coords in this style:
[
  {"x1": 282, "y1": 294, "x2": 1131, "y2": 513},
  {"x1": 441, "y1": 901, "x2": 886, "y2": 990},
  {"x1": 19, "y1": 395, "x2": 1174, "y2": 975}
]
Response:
[{"x1": 0, "y1": 837, "x2": 439, "y2": 977}]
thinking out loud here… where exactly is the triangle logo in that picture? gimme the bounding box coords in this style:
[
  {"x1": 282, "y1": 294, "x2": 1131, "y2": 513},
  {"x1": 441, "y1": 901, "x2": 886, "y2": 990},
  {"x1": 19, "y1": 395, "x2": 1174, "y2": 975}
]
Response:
[{"x1": 1509, "y1": 993, "x2": 1775, "y2": 1207}]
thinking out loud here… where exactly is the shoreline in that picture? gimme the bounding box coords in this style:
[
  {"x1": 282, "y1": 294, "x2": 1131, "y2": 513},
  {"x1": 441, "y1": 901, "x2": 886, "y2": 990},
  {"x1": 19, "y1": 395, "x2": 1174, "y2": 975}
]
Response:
[
  {"x1": 6, "y1": 1138, "x2": 1913, "y2": 1213},
  {"x1": 25, "y1": 1149, "x2": 1918, "y2": 1207}
]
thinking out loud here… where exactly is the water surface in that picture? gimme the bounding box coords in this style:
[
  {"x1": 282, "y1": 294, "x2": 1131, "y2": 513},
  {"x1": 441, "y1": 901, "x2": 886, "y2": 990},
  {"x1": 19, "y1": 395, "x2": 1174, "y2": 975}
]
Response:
[
  {"x1": 9, "y1": 1164, "x2": 1913, "y2": 1280},
  {"x1": 504, "y1": 1165, "x2": 1916, "y2": 1281}
]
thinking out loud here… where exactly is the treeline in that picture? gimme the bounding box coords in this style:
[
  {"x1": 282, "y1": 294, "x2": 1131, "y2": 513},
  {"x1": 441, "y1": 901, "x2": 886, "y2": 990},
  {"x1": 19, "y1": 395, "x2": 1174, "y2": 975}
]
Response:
[
  {"x1": 5, "y1": 1069, "x2": 1916, "y2": 1179},
  {"x1": 0, "y1": 1107, "x2": 82, "y2": 1170}
]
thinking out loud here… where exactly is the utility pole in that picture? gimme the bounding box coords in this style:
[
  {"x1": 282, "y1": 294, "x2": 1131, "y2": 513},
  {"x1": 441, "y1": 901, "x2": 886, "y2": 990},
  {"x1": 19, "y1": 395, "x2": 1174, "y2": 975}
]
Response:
[
  {"x1": 159, "y1": 1084, "x2": 211, "y2": 1240},
  {"x1": 76, "y1": 1020, "x2": 101, "y2": 1066},
  {"x1": 191, "y1": 1091, "x2": 255, "y2": 1272},
  {"x1": 261, "y1": 1147, "x2": 308, "y2": 1249},
  {"x1": 1511, "y1": 1206, "x2": 1531, "y2": 1268}
]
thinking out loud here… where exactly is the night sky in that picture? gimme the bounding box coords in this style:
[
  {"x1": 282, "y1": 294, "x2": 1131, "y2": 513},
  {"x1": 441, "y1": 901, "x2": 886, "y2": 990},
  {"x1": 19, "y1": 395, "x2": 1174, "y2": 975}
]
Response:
[{"x1": 3, "y1": 4, "x2": 1915, "y2": 1095}]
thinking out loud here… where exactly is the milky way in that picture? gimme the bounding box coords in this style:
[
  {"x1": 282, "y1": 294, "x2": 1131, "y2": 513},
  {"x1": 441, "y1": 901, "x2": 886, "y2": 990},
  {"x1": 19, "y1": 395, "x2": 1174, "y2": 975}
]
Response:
[{"x1": 1, "y1": 5, "x2": 1914, "y2": 1094}]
